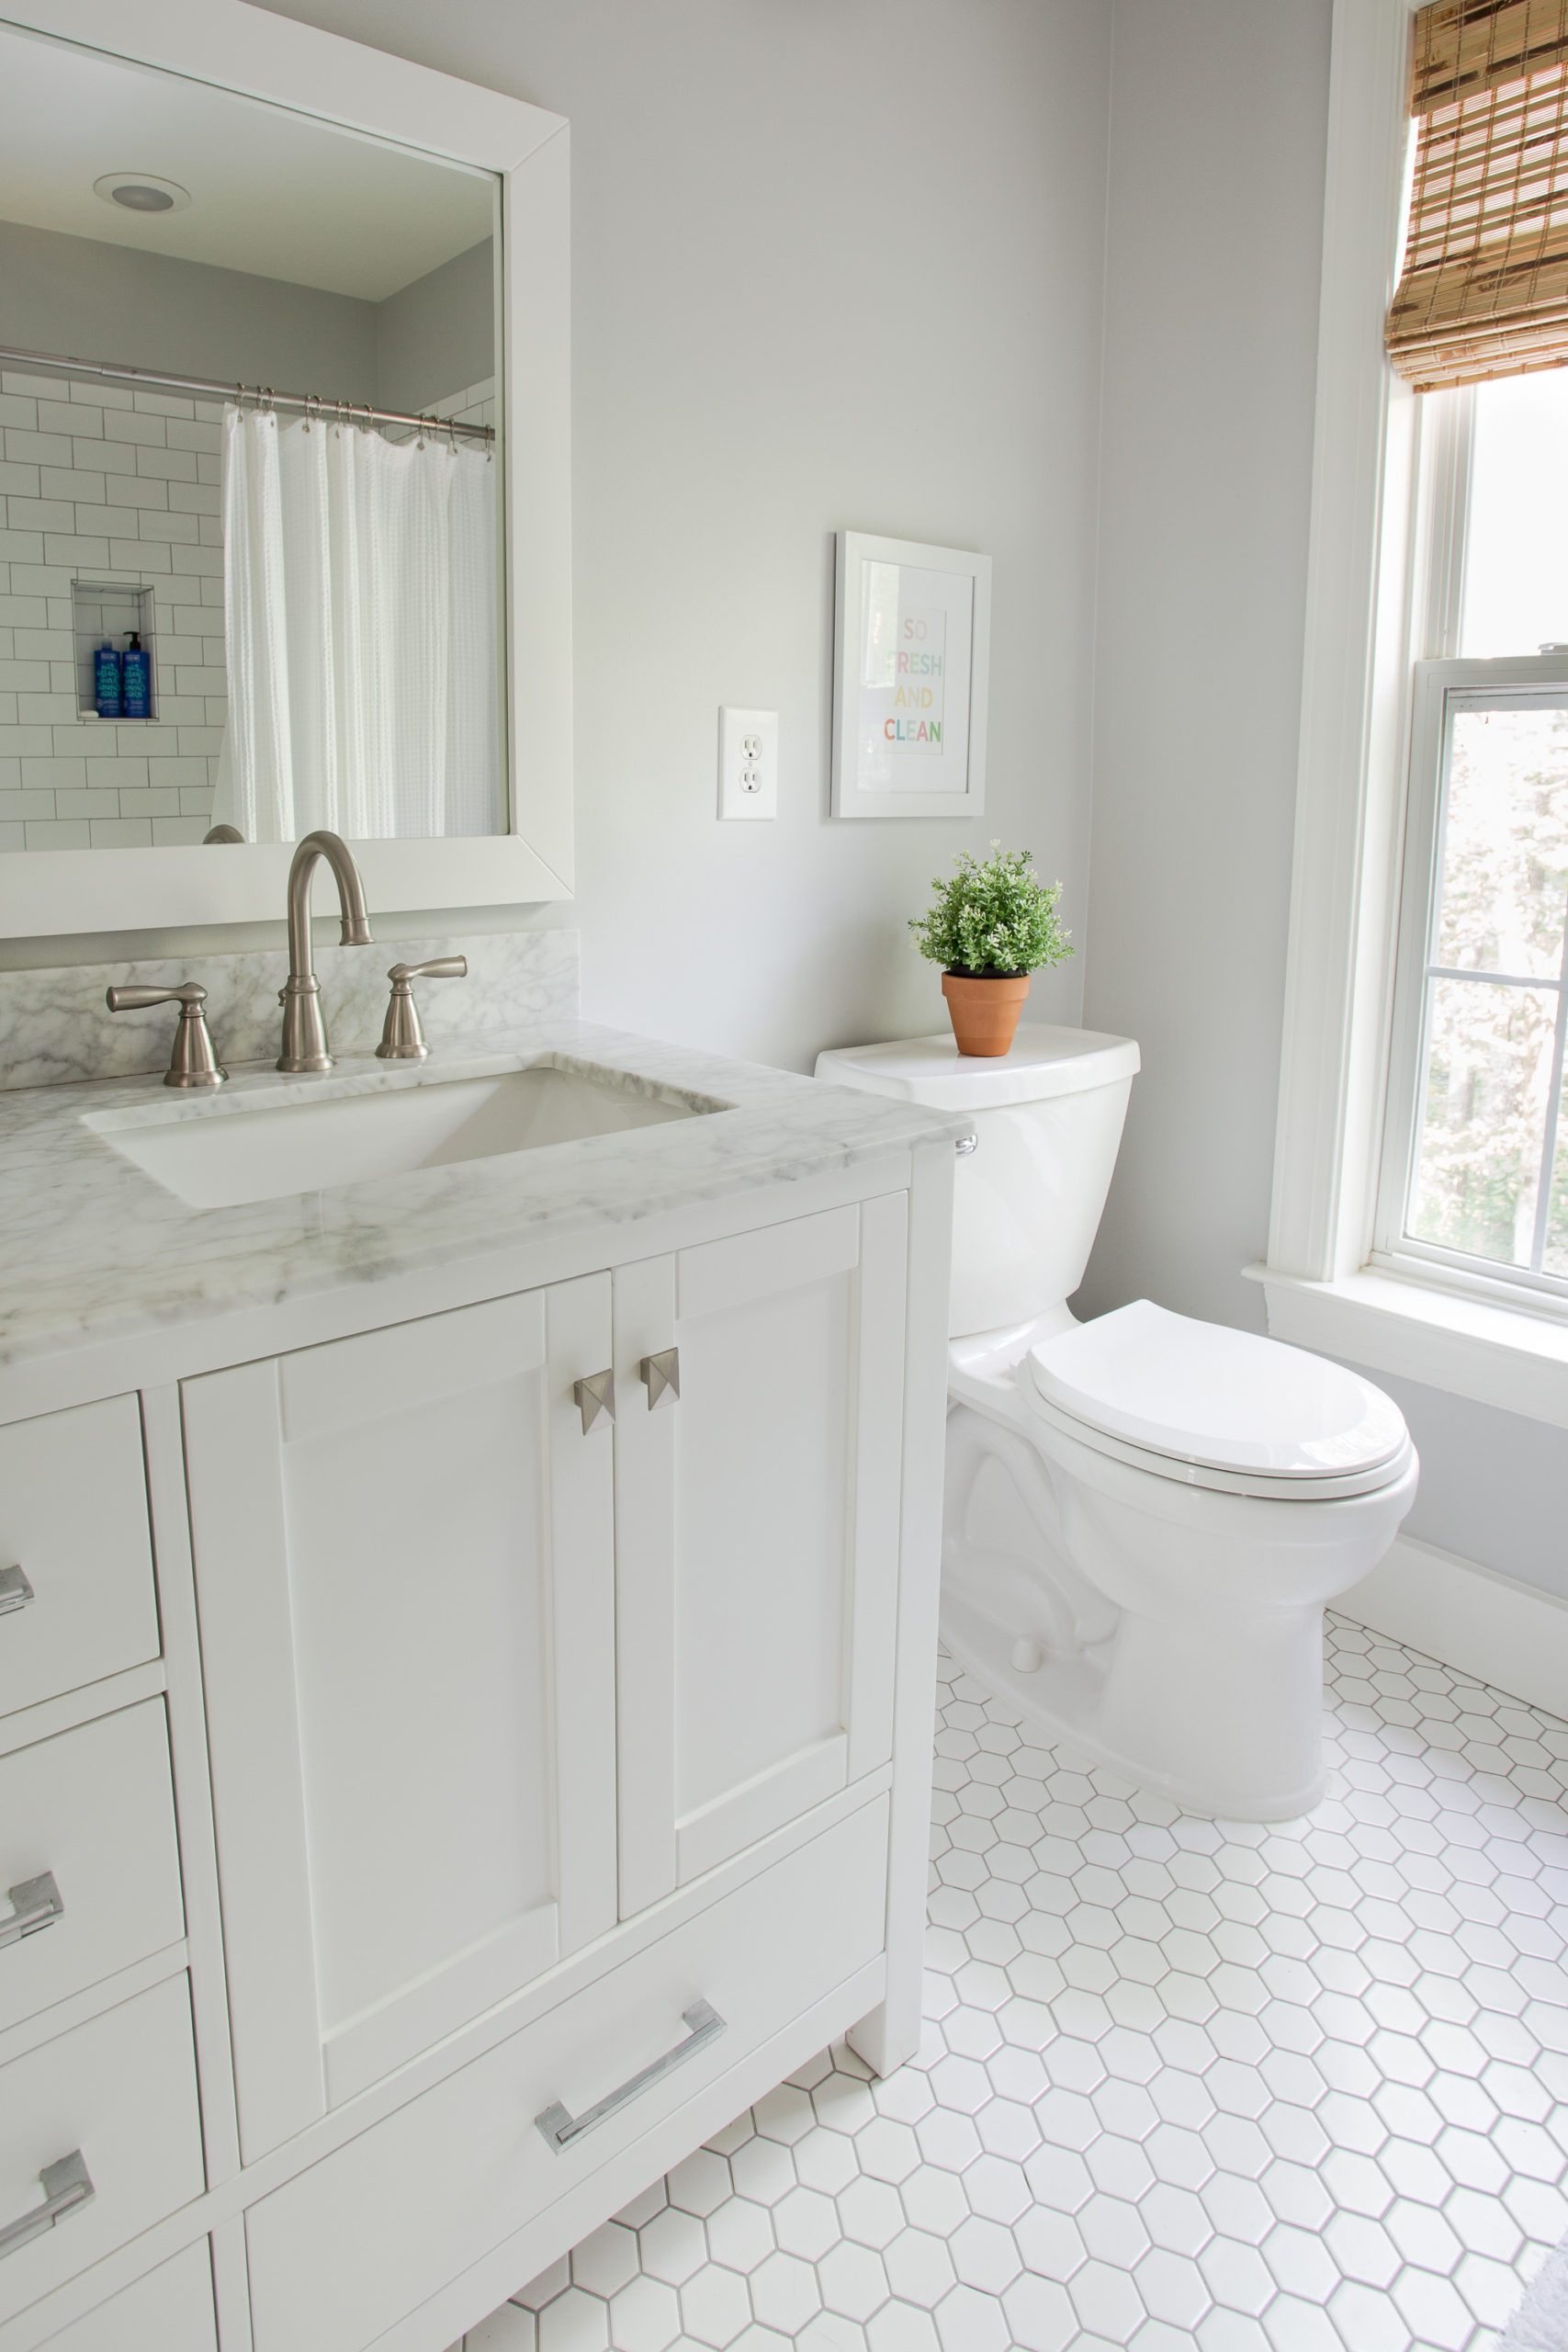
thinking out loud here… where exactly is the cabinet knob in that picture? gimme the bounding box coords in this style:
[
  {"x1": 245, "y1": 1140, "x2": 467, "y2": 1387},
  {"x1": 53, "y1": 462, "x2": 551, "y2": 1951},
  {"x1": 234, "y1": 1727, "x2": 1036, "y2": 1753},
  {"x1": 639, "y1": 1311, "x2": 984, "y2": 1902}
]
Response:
[
  {"x1": 0, "y1": 1872, "x2": 62, "y2": 1951},
  {"x1": 0, "y1": 1565, "x2": 32, "y2": 1617},
  {"x1": 639, "y1": 1348, "x2": 680, "y2": 1409},
  {"x1": 573, "y1": 1369, "x2": 615, "y2": 1435},
  {"x1": 0, "y1": 2152, "x2": 94, "y2": 2264}
]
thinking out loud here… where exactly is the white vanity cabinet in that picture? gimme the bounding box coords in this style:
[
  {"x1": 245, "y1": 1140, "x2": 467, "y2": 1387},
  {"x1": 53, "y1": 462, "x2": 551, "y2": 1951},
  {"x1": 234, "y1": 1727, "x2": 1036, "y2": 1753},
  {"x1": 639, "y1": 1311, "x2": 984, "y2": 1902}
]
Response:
[
  {"x1": 0, "y1": 1035, "x2": 953, "y2": 2352},
  {"x1": 183, "y1": 1193, "x2": 910, "y2": 2157}
]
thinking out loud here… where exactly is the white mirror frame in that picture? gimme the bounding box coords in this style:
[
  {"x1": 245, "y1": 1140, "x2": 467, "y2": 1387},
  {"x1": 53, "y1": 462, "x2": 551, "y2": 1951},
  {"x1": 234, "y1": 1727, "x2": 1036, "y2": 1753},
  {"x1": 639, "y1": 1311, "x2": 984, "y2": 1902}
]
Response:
[{"x1": 0, "y1": 0, "x2": 572, "y2": 936}]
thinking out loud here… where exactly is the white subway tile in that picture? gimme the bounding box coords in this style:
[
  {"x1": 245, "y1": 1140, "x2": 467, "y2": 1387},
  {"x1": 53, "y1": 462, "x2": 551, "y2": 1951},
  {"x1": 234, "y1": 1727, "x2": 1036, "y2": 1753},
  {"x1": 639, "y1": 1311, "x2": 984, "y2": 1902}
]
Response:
[
  {"x1": 4, "y1": 430, "x2": 72, "y2": 467},
  {"x1": 68, "y1": 381, "x2": 134, "y2": 412},
  {"x1": 153, "y1": 813, "x2": 208, "y2": 844},
  {"x1": 42, "y1": 535, "x2": 110, "y2": 568},
  {"x1": 136, "y1": 445, "x2": 197, "y2": 482},
  {"x1": 89, "y1": 815, "x2": 153, "y2": 846},
  {"x1": 40, "y1": 399, "x2": 99, "y2": 438},
  {"x1": 110, "y1": 539, "x2": 170, "y2": 573},
  {"x1": 2, "y1": 371, "x2": 70, "y2": 400},
  {"x1": 24, "y1": 819, "x2": 89, "y2": 848},
  {"x1": 103, "y1": 410, "x2": 167, "y2": 447}
]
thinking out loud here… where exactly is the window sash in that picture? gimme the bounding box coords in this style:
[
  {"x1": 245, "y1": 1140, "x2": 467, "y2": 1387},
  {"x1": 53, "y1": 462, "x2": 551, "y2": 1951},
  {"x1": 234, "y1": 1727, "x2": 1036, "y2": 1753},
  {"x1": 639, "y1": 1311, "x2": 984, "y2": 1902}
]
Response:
[{"x1": 1376, "y1": 658, "x2": 1568, "y2": 1308}]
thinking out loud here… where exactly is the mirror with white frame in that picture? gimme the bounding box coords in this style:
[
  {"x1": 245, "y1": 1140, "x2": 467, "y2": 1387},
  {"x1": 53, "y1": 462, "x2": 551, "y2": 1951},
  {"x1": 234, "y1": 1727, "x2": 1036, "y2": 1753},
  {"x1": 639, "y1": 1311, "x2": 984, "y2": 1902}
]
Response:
[{"x1": 0, "y1": 0, "x2": 572, "y2": 933}]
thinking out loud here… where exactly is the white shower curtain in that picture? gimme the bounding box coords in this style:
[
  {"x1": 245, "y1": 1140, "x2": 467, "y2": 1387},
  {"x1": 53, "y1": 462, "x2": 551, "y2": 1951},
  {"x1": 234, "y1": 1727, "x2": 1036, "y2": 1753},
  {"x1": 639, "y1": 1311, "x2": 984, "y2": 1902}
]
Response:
[{"x1": 212, "y1": 406, "x2": 501, "y2": 842}]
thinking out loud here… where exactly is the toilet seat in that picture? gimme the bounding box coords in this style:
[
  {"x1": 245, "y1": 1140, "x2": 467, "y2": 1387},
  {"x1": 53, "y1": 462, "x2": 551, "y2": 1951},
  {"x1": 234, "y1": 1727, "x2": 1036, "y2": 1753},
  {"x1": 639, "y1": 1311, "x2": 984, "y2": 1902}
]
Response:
[{"x1": 1027, "y1": 1299, "x2": 1412, "y2": 1501}]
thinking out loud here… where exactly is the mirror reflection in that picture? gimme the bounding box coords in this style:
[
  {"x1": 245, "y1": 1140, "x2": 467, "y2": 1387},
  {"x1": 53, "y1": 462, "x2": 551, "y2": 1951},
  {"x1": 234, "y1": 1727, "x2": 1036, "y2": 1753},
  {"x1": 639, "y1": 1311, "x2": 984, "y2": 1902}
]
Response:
[{"x1": 0, "y1": 24, "x2": 503, "y2": 849}]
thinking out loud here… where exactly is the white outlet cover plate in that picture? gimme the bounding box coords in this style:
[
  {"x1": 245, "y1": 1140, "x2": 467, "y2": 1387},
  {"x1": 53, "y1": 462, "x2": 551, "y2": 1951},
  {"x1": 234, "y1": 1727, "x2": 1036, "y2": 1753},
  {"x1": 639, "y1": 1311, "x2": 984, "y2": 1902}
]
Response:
[{"x1": 718, "y1": 707, "x2": 778, "y2": 820}]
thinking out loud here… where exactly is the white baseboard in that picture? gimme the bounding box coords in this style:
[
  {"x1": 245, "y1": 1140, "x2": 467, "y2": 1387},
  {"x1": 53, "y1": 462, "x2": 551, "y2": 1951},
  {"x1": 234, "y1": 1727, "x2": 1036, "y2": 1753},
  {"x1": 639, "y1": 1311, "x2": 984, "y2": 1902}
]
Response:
[{"x1": 1341, "y1": 1532, "x2": 1568, "y2": 1723}]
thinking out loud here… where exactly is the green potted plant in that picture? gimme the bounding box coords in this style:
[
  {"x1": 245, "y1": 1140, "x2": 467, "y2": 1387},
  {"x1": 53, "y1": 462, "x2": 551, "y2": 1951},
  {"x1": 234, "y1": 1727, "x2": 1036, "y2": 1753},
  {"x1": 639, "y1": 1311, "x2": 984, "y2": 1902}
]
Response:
[{"x1": 909, "y1": 842, "x2": 1072, "y2": 1057}]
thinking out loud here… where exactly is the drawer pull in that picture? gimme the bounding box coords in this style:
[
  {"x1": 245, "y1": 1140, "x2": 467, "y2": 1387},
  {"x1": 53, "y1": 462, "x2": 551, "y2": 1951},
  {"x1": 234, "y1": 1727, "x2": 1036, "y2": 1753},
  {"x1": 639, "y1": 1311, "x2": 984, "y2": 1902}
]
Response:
[
  {"x1": 0, "y1": 1871, "x2": 63, "y2": 1950},
  {"x1": 639, "y1": 1348, "x2": 680, "y2": 1409},
  {"x1": 0, "y1": 2151, "x2": 94, "y2": 2262},
  {"x1": 0, "y1": 1565, "x2": 33, "y2": 1617},
  {"x1": 573, "y1": 1369, "x2": 615, "y2": 1435},
  {"x1": 535, "y1": 1999, "x2": 726, "y2": 2152}
]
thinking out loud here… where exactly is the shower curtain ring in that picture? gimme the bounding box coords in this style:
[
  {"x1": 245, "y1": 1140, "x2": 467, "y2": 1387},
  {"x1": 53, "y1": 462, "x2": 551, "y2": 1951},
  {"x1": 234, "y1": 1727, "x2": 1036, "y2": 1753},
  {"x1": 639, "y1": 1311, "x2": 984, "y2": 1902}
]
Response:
[{"x1": 447, "y1": 416, "x2": 458, "y2": 456}]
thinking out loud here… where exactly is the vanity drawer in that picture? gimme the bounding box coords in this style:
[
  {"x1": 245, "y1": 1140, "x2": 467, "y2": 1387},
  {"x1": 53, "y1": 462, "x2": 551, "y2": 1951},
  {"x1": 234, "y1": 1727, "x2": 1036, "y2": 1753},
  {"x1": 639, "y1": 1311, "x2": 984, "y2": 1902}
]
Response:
[
  {"x1": 0, "y1": 1977, "x2": 205, "y2": 2331},
  {"x1": 36, "y1": 2242, "x2": 216, "y2": 2352},
  {"x1": 0, "y1": 1702, "x2": 185, "y2": 2042},
  {"x1": 246, "y1": 1793, "x2": 890, "y2": 2352},
  {"x1": 0, "y1": 1398, "x2": 159, "y2": 1724}
]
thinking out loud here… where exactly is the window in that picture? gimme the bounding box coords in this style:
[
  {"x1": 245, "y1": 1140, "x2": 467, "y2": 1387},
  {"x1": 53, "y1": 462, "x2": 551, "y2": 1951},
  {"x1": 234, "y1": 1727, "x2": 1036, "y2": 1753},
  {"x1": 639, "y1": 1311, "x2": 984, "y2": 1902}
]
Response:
[
  {"x1": 1373, "y1": 7, "x2": 1568, "y2": 1317},
  {"x1": 1379, "y1": 658, "x2": 1568, "y2": 1300}
]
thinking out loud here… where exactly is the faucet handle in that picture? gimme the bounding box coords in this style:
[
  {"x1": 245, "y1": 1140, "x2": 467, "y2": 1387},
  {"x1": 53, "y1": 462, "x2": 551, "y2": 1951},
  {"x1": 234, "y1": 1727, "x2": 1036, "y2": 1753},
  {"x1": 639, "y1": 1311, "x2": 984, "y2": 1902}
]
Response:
[
  {"x1": 376, "y1": 956, "x2": 467, "y2": 1061},
  {"x1": 107, "y1": 982, "x2": 227, "y2": 1090}
]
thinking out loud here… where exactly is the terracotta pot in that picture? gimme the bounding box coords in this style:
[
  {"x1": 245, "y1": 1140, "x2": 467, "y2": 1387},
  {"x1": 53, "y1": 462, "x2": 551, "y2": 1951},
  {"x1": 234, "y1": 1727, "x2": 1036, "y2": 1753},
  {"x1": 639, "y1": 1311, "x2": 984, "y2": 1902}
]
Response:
[{"x1": 942, "y1": 969, "x2": 1031, "y2": 1057}]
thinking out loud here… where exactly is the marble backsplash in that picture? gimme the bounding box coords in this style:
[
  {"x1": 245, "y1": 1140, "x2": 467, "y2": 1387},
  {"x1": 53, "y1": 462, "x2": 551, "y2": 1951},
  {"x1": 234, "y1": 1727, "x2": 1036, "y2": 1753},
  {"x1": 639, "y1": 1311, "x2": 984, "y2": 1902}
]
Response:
[{"x1": 0, "y1": 928, "x2": 578, "y2": 1091}]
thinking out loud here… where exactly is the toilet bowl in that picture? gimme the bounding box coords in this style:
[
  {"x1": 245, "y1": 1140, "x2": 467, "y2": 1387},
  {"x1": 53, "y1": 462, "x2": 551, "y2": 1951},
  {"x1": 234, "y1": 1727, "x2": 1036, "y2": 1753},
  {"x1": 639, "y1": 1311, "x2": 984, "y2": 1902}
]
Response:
[{"x1": 816, "y1": 1025, "x2": 1418, "y2": 1820}]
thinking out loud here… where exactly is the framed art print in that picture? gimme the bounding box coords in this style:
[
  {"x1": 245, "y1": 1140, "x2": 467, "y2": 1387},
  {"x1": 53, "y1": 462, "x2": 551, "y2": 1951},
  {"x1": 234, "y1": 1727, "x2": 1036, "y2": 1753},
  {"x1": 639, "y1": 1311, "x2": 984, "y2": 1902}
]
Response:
[{"x1": 830, "y1": 531, "x2": 991, "y2": 819}]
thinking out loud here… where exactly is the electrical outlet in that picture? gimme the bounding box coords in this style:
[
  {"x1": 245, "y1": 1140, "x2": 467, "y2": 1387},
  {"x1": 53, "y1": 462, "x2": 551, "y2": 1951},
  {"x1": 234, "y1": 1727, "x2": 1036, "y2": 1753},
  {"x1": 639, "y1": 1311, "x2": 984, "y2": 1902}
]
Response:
[{"x1": 718, "y1": 707, "x2": 778, "y2": 820}]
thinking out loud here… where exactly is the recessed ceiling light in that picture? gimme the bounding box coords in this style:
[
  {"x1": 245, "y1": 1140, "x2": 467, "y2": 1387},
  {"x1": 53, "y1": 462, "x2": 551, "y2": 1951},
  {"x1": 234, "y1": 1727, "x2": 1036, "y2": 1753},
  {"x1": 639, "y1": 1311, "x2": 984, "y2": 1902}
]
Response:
[{"x1": 93, "y1": 173, "x2": 190, "y2": 215}]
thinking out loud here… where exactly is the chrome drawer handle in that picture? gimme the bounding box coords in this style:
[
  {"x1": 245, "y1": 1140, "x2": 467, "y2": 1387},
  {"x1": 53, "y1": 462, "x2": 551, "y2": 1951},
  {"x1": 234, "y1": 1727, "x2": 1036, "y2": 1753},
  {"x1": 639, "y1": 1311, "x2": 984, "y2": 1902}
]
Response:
[
  {"x1": 639, "y1": 1348, "x2": 680, "y2": 1409},
  {"x1": 0, "y1": 1872, "x2": 63, "y2": 1951},
  {"x1": 0, "y1": 2152, "x2": 94, "y2": 2262},
  {"x1": 573, "y1": 1369, "x2": 615, "y2": 1435},
  {"x1": 535, "y1": 2000, "x2": 726, "y2": 2152},
  {"x1": 0, "y1": 1566, "x2": 33, "y2": 1617}
]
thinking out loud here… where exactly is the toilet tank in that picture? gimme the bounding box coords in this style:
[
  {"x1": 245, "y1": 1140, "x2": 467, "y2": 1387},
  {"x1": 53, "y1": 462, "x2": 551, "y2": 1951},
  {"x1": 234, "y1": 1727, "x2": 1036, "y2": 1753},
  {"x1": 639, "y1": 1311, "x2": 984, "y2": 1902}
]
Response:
[{"x1": 816, "y1": 1025, "x2": 1141, "y2": 1337}]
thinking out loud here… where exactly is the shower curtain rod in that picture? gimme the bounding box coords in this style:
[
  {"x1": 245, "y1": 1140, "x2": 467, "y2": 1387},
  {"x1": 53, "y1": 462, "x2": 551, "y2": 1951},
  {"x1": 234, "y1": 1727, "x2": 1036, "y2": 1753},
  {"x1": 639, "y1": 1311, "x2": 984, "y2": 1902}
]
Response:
[{"x1": 0, "y1": 343, "x2": 496, "y2": 443}]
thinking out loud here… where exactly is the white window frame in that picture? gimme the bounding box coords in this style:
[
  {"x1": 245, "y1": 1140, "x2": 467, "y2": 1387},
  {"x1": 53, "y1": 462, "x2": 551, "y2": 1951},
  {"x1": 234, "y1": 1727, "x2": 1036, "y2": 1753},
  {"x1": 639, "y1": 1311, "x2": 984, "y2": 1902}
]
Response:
[{"x1": 1250, "y1": 0, "x2": 1568, "y2": 1430}]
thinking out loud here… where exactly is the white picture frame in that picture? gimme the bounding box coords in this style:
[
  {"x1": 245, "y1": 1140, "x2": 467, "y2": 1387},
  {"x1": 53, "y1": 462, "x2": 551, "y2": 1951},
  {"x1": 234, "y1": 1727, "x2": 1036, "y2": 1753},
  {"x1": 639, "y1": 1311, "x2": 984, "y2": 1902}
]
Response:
[
  {"x1": 0, "y1": 0, "x2": 573, "y2": 936},
  {"x1": 830, "y1": 531, "x2": 990, "y2": 820}
]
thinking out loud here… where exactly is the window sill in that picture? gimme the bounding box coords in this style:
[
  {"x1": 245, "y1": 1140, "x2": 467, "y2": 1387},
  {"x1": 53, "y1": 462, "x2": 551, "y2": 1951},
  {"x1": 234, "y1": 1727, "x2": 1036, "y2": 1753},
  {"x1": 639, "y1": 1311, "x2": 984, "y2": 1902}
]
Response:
[{"x1": 1244, "y1": 1262, "x2": 1568, "y2": 1430}]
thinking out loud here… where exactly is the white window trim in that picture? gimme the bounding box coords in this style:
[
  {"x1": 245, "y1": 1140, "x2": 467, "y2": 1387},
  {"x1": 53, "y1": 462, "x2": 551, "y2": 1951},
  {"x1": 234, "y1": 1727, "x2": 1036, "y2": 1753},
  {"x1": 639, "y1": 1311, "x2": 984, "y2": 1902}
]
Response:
[{"x1": 1248, "y1": 0, "x2": 1568, "y2": 1429}]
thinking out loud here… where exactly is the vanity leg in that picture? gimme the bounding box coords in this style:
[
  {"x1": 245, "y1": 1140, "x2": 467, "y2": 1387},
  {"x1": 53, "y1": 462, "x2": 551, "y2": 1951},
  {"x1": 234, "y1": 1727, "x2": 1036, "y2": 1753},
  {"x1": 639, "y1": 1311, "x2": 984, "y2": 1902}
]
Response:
[{"x1": 848, "y1": 1143, "x2": 953, "y2": 2080}]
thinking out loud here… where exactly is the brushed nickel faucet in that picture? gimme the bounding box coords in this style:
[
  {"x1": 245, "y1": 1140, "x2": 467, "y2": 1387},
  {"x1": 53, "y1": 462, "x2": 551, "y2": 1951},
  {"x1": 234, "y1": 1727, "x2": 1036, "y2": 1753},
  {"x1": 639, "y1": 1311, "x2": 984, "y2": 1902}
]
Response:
[{"x1": 277, "y1": 830, "x2": 374, "y2": 1073}]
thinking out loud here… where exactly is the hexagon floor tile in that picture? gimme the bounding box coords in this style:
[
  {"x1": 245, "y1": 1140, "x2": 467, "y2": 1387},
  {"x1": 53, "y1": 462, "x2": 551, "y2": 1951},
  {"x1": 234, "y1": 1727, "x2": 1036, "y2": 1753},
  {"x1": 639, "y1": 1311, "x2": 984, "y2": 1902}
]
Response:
[{"x1": 450, "y1": 1617, "x2": 1568, "y2": 2350}]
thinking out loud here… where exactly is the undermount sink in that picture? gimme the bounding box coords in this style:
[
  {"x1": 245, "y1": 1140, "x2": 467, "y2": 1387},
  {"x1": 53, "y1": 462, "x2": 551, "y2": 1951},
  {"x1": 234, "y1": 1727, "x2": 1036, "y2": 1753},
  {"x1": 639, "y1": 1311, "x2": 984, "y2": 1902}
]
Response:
[{"x1": 84, "y1": 1058, "x2": 723, "y2": 1209}]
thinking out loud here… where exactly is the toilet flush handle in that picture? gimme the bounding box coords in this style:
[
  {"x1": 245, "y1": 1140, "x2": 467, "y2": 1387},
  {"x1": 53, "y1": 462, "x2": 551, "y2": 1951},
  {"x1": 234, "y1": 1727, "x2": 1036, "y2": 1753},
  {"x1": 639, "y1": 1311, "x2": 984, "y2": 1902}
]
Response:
[{"x1": 955, "y1": 1133, "x2": 978, "y2": 1156}]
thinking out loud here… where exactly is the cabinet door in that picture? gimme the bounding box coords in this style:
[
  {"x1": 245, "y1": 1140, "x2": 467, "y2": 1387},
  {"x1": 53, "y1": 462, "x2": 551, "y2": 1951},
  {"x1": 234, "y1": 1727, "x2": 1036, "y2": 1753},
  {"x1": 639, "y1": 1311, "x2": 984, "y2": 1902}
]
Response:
[
  {"x1": 182, "y1": 1278, "x2": 616, "y2": 2163},
  {"x1": 615, "y1": 1195, "x2": 908, "y2": 1915}
]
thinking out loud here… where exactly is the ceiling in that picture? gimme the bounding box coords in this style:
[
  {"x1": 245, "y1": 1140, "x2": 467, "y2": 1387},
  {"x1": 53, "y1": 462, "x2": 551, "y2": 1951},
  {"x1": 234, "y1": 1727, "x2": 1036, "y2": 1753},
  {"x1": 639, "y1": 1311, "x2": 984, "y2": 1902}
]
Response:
[{"x1": 0, "y1": 23, "x2": 495, "y2": 302}]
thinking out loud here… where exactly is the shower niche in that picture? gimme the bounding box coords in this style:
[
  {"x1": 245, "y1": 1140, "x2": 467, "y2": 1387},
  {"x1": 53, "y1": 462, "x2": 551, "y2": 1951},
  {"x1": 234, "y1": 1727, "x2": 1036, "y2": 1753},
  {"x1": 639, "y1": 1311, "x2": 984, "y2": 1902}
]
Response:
[{"x1": 73, "y1": 580, "x2": 158, "y2": 722}]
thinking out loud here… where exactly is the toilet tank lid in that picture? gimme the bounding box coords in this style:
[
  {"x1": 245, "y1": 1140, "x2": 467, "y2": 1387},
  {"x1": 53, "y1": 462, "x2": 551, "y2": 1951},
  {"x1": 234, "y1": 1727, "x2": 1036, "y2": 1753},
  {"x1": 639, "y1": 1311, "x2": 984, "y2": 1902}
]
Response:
[
  {"x1": 815, "y1": 1024, "x2": 1140, "y2": 1109},
  {"x1": 1028, "y1": 1299, "x2": 1409, "y2": 1477}
]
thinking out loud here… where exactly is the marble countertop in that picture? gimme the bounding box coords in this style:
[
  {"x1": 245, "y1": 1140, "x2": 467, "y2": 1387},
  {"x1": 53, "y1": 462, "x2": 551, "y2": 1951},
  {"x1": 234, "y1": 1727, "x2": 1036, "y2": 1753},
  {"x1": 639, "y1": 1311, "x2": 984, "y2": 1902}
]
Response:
[{"x1": 0, "y1": 1020, "x2": 965, "y2": 1369}]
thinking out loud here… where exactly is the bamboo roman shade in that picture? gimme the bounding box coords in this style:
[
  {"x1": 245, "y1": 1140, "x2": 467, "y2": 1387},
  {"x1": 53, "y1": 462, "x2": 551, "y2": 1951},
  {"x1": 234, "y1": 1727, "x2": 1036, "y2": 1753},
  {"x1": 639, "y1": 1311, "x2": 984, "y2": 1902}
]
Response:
[{"x1": 1387, "y1": 0, "x2": 1568, "y2": 390}]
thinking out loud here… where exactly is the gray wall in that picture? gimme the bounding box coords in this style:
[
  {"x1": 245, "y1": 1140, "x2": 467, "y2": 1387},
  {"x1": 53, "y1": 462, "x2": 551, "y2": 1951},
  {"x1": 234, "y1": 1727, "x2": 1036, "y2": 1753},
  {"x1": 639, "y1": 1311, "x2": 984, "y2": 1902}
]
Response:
[
  {"x1": 377, "y1": 239, "x2": 494, "y2": 415},
  {"x1": 256, "y1": 0, "x2": 1111, "y2": 1074},
  {"x1": 1076, "y1": 0, "x2": 1335, "y2": 1342},
  {"x1": 0, "y1": 218, "x2": 379, "y2": 401}
]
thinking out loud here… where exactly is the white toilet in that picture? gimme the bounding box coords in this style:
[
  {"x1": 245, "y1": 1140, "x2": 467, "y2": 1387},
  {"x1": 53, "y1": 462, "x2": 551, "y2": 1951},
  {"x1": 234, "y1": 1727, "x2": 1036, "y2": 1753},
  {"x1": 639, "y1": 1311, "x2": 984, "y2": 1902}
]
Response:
[{"x1": 817, "y1": 1025, "x2": 1418, "y2": 1820}]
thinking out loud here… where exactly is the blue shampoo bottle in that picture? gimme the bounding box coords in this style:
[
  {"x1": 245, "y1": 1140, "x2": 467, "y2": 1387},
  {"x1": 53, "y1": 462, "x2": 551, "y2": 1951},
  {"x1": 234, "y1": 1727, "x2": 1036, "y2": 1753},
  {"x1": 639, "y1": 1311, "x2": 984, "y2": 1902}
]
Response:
[
  {"x1": 94, "y1": 640, "x2": 122, "y2": 719},
  {"x1": 121, "y1": 632, "x2": 151, "y2": 720}
]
